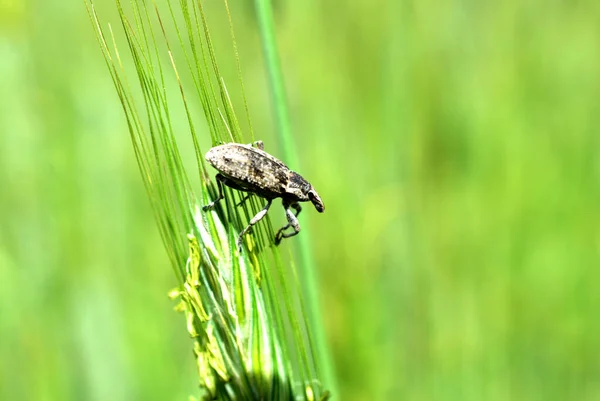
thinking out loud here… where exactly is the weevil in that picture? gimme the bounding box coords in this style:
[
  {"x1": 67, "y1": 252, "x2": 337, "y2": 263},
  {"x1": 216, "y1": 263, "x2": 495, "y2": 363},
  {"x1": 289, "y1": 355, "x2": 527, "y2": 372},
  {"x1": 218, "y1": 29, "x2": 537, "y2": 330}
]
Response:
[{"x1": 202, "y1": 141, "x2": 324, "y2": 249}]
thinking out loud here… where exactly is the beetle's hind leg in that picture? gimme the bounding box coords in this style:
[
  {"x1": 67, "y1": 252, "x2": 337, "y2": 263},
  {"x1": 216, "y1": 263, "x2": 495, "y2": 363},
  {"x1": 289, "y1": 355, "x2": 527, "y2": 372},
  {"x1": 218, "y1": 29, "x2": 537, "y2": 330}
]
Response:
[
  {"x1": 203, "y1": 173, "x2": 227, "y2": 211},
  {"x1": 237, "y1": 198, "x2": 273, "y2": 250},
  {"x1": 205, "y1": 174, "x2": 255, "y2": 210},
  {"x1": 236, "y1": 193, "x2": 253, "y2": 207},
  {"x1": 275, "y1": 202, "x2": 302, "y2": 245}
]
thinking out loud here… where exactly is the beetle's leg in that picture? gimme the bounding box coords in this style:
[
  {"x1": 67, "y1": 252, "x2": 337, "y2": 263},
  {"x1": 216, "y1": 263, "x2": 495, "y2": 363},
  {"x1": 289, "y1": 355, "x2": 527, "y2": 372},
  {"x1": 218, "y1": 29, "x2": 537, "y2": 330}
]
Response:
[
  {"x1": 203, "y1": 173, "x2": 226, "y2": 211},
  {"x1": 217, "y1": 177, "x2": 253, "y2": 207},
  {"x1": 251, "y1": 140, "x2": 264, "y2": 150},
  {"x1": 237, "y1": 198, "x2": 273, "y2": 249},
  {"x1": 236, "y1": 193, "x2": 252, "y2": 207},
  {"x1": 275, "y1": 202, "x2": 302, "y2": 245},
  {"x1": 275, "y1": 203, "x2": 301, "y2": 233},
  {"x1": 291, "y1": 202, "x2": 302, "y2": 217},
  {"x1": 205, "y1": 174, "x2": 256, "y2": 209}
]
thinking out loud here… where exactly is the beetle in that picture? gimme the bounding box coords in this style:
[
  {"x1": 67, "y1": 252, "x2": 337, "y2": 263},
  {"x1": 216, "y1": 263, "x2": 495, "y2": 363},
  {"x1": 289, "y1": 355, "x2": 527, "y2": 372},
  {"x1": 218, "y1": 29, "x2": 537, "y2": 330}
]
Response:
[{"x1": 202, "y1": 141, "x2": 324, "y2": 249}]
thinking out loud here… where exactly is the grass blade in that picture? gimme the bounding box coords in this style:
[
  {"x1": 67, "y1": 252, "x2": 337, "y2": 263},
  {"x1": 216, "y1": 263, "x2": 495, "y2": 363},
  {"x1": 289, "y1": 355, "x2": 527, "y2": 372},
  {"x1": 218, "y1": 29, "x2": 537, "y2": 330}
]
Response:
[{"x1": 253, "y1": 0, "x2": 337, "y2": 397}]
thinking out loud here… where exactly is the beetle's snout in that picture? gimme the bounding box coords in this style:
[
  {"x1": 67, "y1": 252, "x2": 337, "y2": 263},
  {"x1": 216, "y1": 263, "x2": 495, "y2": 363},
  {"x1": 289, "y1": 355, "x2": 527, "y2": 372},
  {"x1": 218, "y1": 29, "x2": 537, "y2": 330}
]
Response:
[{"x1": 308, "y1": 189, "x2": 325, "y2": 213}]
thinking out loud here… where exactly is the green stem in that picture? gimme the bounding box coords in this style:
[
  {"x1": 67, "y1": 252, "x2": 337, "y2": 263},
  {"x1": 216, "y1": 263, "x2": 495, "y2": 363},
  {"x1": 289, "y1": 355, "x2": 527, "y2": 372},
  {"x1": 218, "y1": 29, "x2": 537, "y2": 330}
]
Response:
[
  {"x1": 253, "y1": 0, "x2": 295, "y2": 168},
  {"x1": 253, "y1": 0, "x2": 339, "y2": 397}
]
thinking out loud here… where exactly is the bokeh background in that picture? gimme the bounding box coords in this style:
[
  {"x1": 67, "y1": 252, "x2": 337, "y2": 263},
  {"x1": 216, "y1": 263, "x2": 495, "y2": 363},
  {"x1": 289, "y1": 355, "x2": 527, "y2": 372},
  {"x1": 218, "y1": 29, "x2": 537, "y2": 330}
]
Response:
[{"x1": 1, "y1": 1, "x2": 599, "y2": 400}]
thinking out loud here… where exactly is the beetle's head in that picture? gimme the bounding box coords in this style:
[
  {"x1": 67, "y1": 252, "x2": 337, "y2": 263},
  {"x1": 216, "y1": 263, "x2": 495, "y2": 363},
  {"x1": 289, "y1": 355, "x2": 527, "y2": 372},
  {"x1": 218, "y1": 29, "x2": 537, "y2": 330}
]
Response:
[
  {"x1": 308, "y1": 188, "x2": 325, "y2": 213},
  {"x1": 289, "y1": 172, "x2": 325, "y2": 212}
]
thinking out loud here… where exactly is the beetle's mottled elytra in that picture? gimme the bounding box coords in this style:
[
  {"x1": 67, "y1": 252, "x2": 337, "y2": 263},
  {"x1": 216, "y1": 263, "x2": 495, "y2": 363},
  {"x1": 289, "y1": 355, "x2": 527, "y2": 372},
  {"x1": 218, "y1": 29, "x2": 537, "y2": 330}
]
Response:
[{"x1": 203, "y1": 141, "x2": 324, "y2": 249}]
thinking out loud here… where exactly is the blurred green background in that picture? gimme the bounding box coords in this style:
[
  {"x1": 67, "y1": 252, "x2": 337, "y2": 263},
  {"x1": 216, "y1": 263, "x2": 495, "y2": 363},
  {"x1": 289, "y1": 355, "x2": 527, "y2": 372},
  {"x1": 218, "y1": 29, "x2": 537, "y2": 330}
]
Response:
[{"x1": 1, "y1": 1, "x2": 599, "y2": 400}]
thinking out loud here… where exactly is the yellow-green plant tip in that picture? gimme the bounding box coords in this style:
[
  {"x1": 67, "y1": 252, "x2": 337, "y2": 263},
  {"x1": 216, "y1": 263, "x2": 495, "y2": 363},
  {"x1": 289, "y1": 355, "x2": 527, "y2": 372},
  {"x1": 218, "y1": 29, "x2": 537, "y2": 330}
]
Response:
[
  {"x1": 206, "y1": 325, "x2": 229, "y2": 381},
  {"x1": 186, "y1": 234, "x2": 202, "y2": 284},
  {"x1": 186, "y1": 312, "x2": 199, "y2": 339},
  {"x1": 196, "y1": 349, "x2": 216, "y2": 396}
]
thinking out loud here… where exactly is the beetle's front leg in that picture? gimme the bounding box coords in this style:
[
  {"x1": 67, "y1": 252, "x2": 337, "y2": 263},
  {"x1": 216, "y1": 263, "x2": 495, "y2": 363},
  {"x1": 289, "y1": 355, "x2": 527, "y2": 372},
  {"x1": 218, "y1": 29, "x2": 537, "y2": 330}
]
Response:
[
  {"x1": 203, "y1": 173, "x2": 226, "y2": 211},
  {"x1": 237, "y1": 198, "x2": 273, "y2": 249},
  {"x1": 275, "y1": 202, "x2": 301, "y2": 245},
  {"x1": 274, "y1": 203, "x2": 301, "y2": 234}
]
